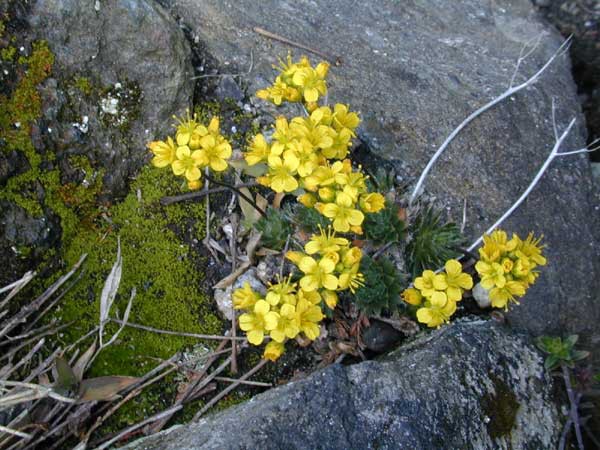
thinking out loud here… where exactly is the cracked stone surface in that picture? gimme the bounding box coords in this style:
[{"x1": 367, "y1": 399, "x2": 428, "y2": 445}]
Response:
[
  {"x1": 159, "y1": 0, "x2": 600, "y2": 361},
  {"x1": 125, "y1": 320, "x2": 560, "y2": 450}
]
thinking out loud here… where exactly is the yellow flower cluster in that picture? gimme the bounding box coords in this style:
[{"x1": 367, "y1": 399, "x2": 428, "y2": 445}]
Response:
[
  {"x1": 257, "y1": 54, "x2": 329, "y2": 108},
  {"x1": 147, "y1": 112, "x2": 232, "y2": 190},
  {"x1": 285, "y1": 226, "x2": 364, "y2": 309},
  {"x1": 233, "y1": 276, "x2": 325, "y2": 361},
  {"x1": 474, "y1": 230, "x2": 546, "y2": 310},
  {"x1": 401, "y1": 259, "x2": 473, "y2": 328},
  {"x1": 250, "y1": 57, "x2": 386, "y2": 233}
]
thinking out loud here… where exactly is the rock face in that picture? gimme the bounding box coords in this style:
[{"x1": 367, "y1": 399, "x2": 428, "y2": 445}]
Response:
[
  {"x1": 161, "y1": 0, "x2": 600, "y2": 360},
  {"x1": 27, "y1": 0, "x2": 194, "y2": 198},
  {"x1": 0, "y1": 0, "x2": 194, "y2": 284},
  {"x1": 126, "y1": 320, "x2": 560, "y2": 450}
]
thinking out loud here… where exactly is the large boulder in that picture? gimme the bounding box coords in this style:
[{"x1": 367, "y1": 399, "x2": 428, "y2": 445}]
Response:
[
  {"x1": 0, "y1": 0, "x2": 194, "y2": 284},
  {"x1": 127, "y1": 320, "x2": 561, "y2": 450},
  {"x1": 27, "y1": 0, "x2": 194, "y2": 198},
  {"x1": 160, "y1": 0, "x2": 600, "y2": 360}
]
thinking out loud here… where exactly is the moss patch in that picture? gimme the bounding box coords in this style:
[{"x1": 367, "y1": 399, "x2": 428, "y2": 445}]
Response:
[
  {"x1": 56, "y1": 165, "x2": 222, "y2": 377},
  {"x1": 481, "y1": 374, "x2": 520, "y2": 440}
]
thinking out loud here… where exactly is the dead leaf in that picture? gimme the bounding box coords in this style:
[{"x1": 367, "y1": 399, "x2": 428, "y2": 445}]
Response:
[
  {"x1": 272, "y1": 192, "x2": 285, "y2": 209},
  {"x1": 73, "y1": 340, "x2": 97, "y2": 382},
  {"x1": 78, "y1": 376, "x2": 140, "y2": 402},
  {"x1": 238, "y1": 187, "x2": 261, "y2": 226},
  {"x1": 54, "y1": 357, "x2": 77, "y2": 391}
]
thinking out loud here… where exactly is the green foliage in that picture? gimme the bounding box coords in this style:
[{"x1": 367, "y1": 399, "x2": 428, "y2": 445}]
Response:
[
  {"x1": 363, "y1": 203, "x2": 406, "y2": 245},
  {"x1": 292, "y1": 204, "x2": 329, "y2": 234},
  {"x1": 535, "y1": 335, "x2": 590, "y2": 371},
  {"x1": 58, "y1": 166, "x2": 222, "y2": 378},
  {"x1": 405, "y1": 206, "x2": 464, "y2": 277},
  {"x1": 367, "y1": 166, "x2": 395, "y2": 193},
  {"x1": 254, "y1": 207, "x2": 293, "y2": 250},
  {"x1": 354, "y1": 256, "x2": 405, "y2": 315}
]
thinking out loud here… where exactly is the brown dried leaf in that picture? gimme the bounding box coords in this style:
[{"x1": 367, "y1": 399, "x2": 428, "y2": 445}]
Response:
[
  {"x1": 272, "y1": 192, "x2": 285, "y2": 209},
  {"x1": 55, "y1": 357, "x2": 77, "y2": 391},
  {"x1": 78, "y1": 376, "x2": 140, "y2": 402},
  {"x1": 73, "y1": 340, "x2": 97, "y2": 382}
]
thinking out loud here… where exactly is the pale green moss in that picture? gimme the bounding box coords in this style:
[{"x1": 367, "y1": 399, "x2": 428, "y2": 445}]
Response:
[{"x1": 58, "y1": 165, "x2": 221, "y2": 378}]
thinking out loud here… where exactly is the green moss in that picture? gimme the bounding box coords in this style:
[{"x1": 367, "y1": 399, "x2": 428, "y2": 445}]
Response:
[
  {"x1": 73, "y1": 76, "x2": 93, "y2": 96},
  {"x1": 480, "y1": 374, "x2": 520, "y2": 440},
  {"x1": 57, "y1": 165, "x2": 221, "y2": 378},
  {"x1": 1, "y1": 45, "x2": 15, "y2": 61},
  {"x1": 0, "y1": 40, "x2": 55, "y2": 217}
]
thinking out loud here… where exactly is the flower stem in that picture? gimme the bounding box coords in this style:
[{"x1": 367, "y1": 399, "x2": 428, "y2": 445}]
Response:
[{"x1": 204, "y1": 174, "x2": 266, "y2": 217}]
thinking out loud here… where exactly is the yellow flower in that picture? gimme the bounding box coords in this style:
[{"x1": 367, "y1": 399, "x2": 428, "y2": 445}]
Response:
[
  {"x1": 338, "y1": 264, "x2": 364, "y2": 293},
  {"x1": 322, "y1": 127, "x2": 352, "y2": 159},
  {"x1": 290, "y1": 116, "x2": 334, "y2": 150},
  {"x1": 333, "y1": 103, "x2": 360, "y2": 135},
  {"x1": 172, "y1": 145, "x2": 204, "y2": 181},
  {"x1": 321, "y1": 290, "x2": 338, "y2": 309},
  {"x1": 298, "y1": 193, "x2": 317, "y2": 208},
  {"x1": 341, "y1": 246, "x2": 362, "y2": 267},
  {"x1": 413, "y1": 270, "x2": 446, "y2": 299},
  {"x1": 263, "y1": 341, "x2": 285, "y2": 361},
  {"x1": 256, "y1": 77, "x2": 290, "y2": 105},
  {"x1": 304, "y1": 226, "x2": 349, "y2": 255},
  {"x1": 416, "y1": 296, "x2": 456, "y2": 328},
  {"x1": 489, "y1": 281, "x2": 526, "y2": 310},
  {"x1": 298, "y1": 256, "x2": 338, "y2": 291},
  {"x1": 516, "y1": 232, "x2": 546, "y2": 266},
  {"x1": 266, "y1": 276, "x2": 296, "y2": 306},
  {"x1": 199, "y1": 134, "x2": 232, "y2": 172},
  {"x1": 443, "y1": 259, "x2": 473, "y2": 302},
  {"x1": 245, "y1": 133, "x2": 271, "y2": 166},
  {"x1": 271, "y1": 116, "x2": 295, "y2": 155},
  {"x1": 148, "y1": 137, "x2": 177, "y2": 168},
  {"x1": 359, "y1": 193, "x2": 386, "y2": 213},
  {"x1": 318, "y1": 187, "x2": 336, "y2": 202},
  {"x1": 267, "y1": 152, "x2": 299, "y2": 193},
  {"x1": 232, "y1": 282, "x2": 261, "y2": 310},
  {"x1": 187, "y1": 180, "x2": 201, "y2": 190},
  {"x1": 475, "y1": 261, "x2": 506, "y2": 290},
  {"x1": 292, "y1": 64, "x2": 328, "y2": 103},
  {"x1": 238, "y1": 300, "x2": 279, "y2": 345},
  {"x1": 297, "y1": 288, "x2": 322, "y2": 305},
  {"x1": 402, "y1": 288, "x2": 423, "y2": 306},
  {"x1": 295, "y1": 297, "x2": 324, "y2": 340},
  {"x1": 269, "y1": 303, "x2": 300, "y2": 343},
  {"x1": 322, "y1": 191, "x2": 365, "y2": 233},
  {"x1": 285, "y1": 250, "x2": 305, "y2": 266},
  {"x1": 174, "y1": 110, "x2": 204, "y2": 146}
]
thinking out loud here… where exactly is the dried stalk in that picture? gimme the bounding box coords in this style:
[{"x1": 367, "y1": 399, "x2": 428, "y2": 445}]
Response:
[
  {"x1": 108, "y1": 318, "x2": 246, "y2": 341},
  {"x1": 409, "y1": 35, "x2": 572, "y2": 205},
  {"x1": 193, "y1": 359, "x2": 269, "y2": 420},
  {"x1": 160, "y1": 182, "x2": 257, "y2": 206},
  {"x1": 0, "y1": 254, "x2": 87, "y2": 340},
  {"x1": 93, "y1": 405, "x2": 183, "y2": 450},
  {"x1": 561, "y1": 365, "x2": 584, "y2": 450}
]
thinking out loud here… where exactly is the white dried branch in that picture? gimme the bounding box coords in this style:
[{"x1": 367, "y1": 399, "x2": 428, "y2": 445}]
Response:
[
  {"x1": 99, "y1": 237, "x2": 122, "y2": 348},
  {"x1": 467, "y1": 111, "x2": 599, "y2": 253},
  {"x1": 0, "y1": 424, "x2": 32, "y2": 439},
  {"x1": 0, "y1": 271, "x2": 36, "y2": 310},
  {"x1": 101, "y1": 287, "x2": 136, "y2": 349},
  {"x1": 0, "y1": 380, "x2": 75, "y2": 408},
  {"x1": 409, "y1": 35, "x2": 572, "y2": 205}
]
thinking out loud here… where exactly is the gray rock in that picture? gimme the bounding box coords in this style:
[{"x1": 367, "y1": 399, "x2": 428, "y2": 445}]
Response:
[
  {"x1": 361, "y1": 319, "x2": 403, "y2": 353},
  {"x1": 163, "y1": 0, "x2": 600, "y2": 362},
  {"x1": 126, "y1": 320, "x2": 560, "y2": 450},
  {"x1": 215, "y1": 75, "x2": 244, "y2": 102},
  {"x1": 27, "y1": 0, "x2": 194, "y2": 198}
]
